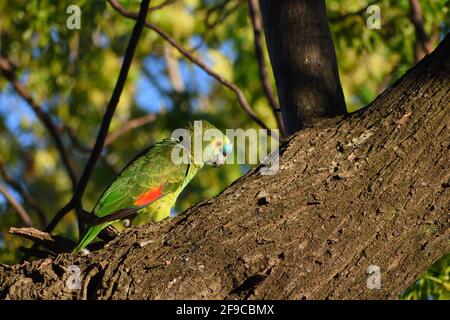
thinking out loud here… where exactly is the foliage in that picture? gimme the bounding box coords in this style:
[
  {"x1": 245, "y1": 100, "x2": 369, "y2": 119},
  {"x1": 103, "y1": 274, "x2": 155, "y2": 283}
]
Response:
[
  {"x1": 0, "y1": 0, "x2": 448, "y2": 299},
  {"x1": 401, "y1": 254, "x2": 450, "y2": 300}
]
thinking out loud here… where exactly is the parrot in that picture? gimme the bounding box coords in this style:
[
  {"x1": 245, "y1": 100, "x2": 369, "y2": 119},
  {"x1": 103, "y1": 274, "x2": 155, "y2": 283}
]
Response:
[{"x1": 73, "y1": 120, "x2": 232, "y2": 254}]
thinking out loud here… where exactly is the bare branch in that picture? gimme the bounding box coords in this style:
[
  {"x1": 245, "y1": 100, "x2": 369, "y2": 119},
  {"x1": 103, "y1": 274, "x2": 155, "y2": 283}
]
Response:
[
  {"x1": 0, "y1": 183, "x2": 33, "y2": 227},
  {"x1": 409, "y1": 0, "x2": 432, "y2": 62},
  {"x1": 10, "y1": 227, "x2": 58, "y2": 243},
  {"x1": 190, "y1": 0, "x2": 243, "y2": 51},
  {"x1": 163, "y1": 43, "x2": 185, "y2": 92},
  {"x1": 0, "y1": 56, "x2": 78, "y2": 190},
  {"x1": 107, "y1": 0, "x2": 274, "y2": 136},
  {"x1": 9, "y1": 227, "x2": 74, "y2": 253},
  {"x1": 204, "y1": 0, "x2": 242, "y2": 29},
  {"x1": 44, "y1": 0, "x2": 152, "y2": 233},
  {"x1": 105, "y1": 113, "x2": 157, "y2": 146},
  {"x1": 248, "y1": 0, "x2": 285, "y2": 136},
  {"x1": 56, "y1": 124, "x2": 117, "y2": 174},
  {"x1": 149, "y1": 0, "x2": 179, "y2": 12},
  {"x1": 0, "y1": 160, "x2": 47, "y2": 226}
]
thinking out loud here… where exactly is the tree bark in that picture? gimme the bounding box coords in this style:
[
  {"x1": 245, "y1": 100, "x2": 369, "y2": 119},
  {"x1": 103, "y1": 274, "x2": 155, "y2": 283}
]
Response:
[
  {"x1": 0, "y1": 35, "x2": 449, "y2": 300},
  {"x1": 259, "y1": 0, "x2": 347, "y2": 134}
]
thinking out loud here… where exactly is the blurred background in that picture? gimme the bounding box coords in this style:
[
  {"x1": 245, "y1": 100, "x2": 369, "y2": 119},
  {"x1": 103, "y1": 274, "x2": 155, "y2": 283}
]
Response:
[{"x1": 0, "y1": 0, "x2": 448, "y2": 299}]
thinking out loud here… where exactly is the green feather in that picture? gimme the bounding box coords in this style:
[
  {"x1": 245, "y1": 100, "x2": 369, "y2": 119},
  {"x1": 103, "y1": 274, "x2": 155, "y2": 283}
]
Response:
[{"x1": 73, "y1": 137, "x2": 202, "y2": 253}]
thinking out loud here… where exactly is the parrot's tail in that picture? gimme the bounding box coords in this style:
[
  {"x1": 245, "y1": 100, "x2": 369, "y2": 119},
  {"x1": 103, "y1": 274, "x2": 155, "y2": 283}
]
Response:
[{"x1": 73, "y1": 223, "x2": 109, "y2": 254}]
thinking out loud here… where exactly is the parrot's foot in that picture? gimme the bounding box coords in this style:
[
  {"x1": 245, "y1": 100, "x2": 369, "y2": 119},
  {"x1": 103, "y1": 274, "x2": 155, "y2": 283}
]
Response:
[
  {"x1": 80, "y1": 248, "x2": 90, "y2": 256},
  {"x1": 123, "y1": 219, "x2": 132, "y2": 228}
]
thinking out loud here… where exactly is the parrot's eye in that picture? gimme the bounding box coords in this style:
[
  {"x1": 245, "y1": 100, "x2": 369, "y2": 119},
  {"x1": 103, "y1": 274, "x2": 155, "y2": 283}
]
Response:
[{"x1": 216, "y1": 140, "x2": 222, "y2": 147}]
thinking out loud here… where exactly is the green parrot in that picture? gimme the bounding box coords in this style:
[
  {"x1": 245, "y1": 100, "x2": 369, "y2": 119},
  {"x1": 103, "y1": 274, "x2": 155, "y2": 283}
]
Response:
[{"x1": 73, "y1": 120, "x2": 232, "y2": 254}]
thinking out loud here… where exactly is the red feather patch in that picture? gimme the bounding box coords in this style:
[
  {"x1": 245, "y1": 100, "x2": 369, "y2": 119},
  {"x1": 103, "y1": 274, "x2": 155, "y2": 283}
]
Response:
[{"x1": 135, "y1": 184, "x2": 164, "y2": 206}]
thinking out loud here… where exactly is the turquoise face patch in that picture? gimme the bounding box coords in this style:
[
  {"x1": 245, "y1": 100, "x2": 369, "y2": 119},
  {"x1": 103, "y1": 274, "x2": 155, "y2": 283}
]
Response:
[{"x1": 223, "y1": 143, "x2": 233, "y2": 155}]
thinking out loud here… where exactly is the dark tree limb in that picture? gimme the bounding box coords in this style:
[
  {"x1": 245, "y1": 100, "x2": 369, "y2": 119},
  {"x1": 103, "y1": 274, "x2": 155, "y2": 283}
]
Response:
[
  {"x1": 0, "y1": 35, "x2": 448, "y2": 300},
  {"x1": 0, "y1": 160, "x2": 47, "y2": 226},
  {"x1": 0, "y1": 56, "x2": 78, "y2": 190},
  {"x1": 58, "y1": 113, "x2": 157, "y2": 171},
  {"x1": 408, "y1": 0, "x2": 433, "y2": 62},
  {"x1": 58, "y1": 125, "x2": 117, "y2": 175},
  {"x1": 248, "y1": 0, "x2": 286, "y2": 136},
  {"x1": 44, "y1": 0, "x2": 152, "y2": 234},
  {"x1": 9, "y1": 227, "x2": 74, "y2": 254},
  {"x1": 107, "y1": 0, "x2": 275, "y2": 136},
  {"x1": 0, "y1": 184, "x2": 32, "y2": 227},
  {"x1": 260, "y1": 0, "x2": 347, "y2": 134}
]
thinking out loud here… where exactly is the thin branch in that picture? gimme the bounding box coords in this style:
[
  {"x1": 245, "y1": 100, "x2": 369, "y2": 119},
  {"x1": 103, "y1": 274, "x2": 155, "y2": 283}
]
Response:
[
  {"x1": 0, "y1": 160, "x2": 47, "y2": 226},
  {"x1": 44, "y1": 0, "x2": 152, "y2": 233},
  {"x1": 205, "y1": 0, "x2": 242, "y2": 29},
  {"x1": 9, "y1": 227, "x2": 74, "y2": 253},
  {"x1": 149, "y1": 0, "x2": 179, "y2": 12},
  {"x1": 105, "y1": 113, "x2": 157, "y2": 146},
  {"x1": 248, "y1": 0, "x2": 285, "y2": 137},
  {"x1": 0, "y1": 56, "x2": 78, "y2": 190},
  {"x1": 409, "y1": 0, "x2": 432, "y2": 62},
  {"x1": 190, "y1": 0, "x2": 243, "y2": 52},
  {"x1": 0, "y1": 183, "x2": 33, "y2": 226},
  {"x1": 163, "y1": 43, "x2": 185, "y2": 92},
  {"x1": 107, "y1": 0, "x2": 274, "y2": 136},
  {"x1": 14, "y1": 225, "x2": 117, "y2": 256},
  {"x1": 59, "y1": 124, "x2": 91, "y2": 153}
]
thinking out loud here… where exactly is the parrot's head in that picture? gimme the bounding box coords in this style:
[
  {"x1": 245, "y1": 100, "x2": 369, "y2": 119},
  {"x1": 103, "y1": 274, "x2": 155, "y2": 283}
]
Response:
[
  {"x1": 204, "y1": 134, "x2": 232, "y2": 167},
  {"x1": 186, "y1": 120, "x2": 232, "y2": 167}
]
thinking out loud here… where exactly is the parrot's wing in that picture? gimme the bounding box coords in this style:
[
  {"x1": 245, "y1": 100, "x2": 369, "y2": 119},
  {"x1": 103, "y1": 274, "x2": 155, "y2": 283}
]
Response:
[
  {"x1": 90, "y1": 203, "x2": 149, "y2": 225},
  {"x1": 91, "y1": 139, "x2": 190, "y2": 223}
]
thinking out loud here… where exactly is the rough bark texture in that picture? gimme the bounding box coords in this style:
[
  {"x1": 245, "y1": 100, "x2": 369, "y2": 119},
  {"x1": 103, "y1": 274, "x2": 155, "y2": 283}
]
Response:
[
  {"x1": 259, "y1": 0, "x2": 347, "y2": 134},
  {"x1": 0, "y1": 36, "x2": 449, "y2": 300}
]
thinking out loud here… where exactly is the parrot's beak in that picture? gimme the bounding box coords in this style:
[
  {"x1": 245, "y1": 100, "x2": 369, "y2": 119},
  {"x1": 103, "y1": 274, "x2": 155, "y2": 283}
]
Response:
[
  {"x1": 213, "y1": 153, "x2": 227, "y2": 167},
  {"x1": 212, "y1": 153, "x2": 226, "y2": 167}
]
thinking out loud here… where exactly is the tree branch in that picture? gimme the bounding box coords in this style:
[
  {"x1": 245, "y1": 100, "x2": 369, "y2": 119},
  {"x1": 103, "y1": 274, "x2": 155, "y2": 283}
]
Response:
[
  {"x1": 408, "y1": 0, "x2": 432, "y2": 62},
  {"x1": 107, "y1": 0, "x2": 274, "y2": 136},
  {"x1": 44, "y1": 0, "x2": 152, "y2": 233},
  {"x1": 0, "y1": 56, "x2": 78, "y2": 191},
  {"x1": 260, "y1": 0, "x2": 347, "y2": 133},
  {"x1": 204, "y1": 0, "x2": 242, "y2": 29},
  {"x1": 190, "y1": 0, "x2": 243, "y2": 51},
  {"x1": 0, "y1": 160, "x2": 47, "y2": 226},
  {"x1": 0, "y1": 183, "x2": 33, "y2": 227},
  {"x1": 104, "y1": 113, "x2": 157, "y2": 146},
  {"x1": 248, "y1": 0, "x2": 285, "y2": 136},
  {"x1": 148, "y1": 0, "x2": 179, "y2": 12},
  {"x1": 9, "y1": 227, "x2": 74, "y2": 254}
]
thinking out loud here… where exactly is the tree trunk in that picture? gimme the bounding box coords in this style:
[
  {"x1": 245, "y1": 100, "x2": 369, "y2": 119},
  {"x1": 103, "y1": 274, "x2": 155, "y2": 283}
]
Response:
[
  {"x1": 259, "y1": 0, "x2": 347, "y2": 134},
  {"x1": 0, "y1": 35, "x2": 449, "y2": 300}
]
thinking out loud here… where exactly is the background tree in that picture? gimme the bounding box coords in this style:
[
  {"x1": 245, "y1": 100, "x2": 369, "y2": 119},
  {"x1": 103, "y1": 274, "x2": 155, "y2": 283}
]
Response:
[{"x1": 0, "y1": 0, "x2": 448, "y2": 299}]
